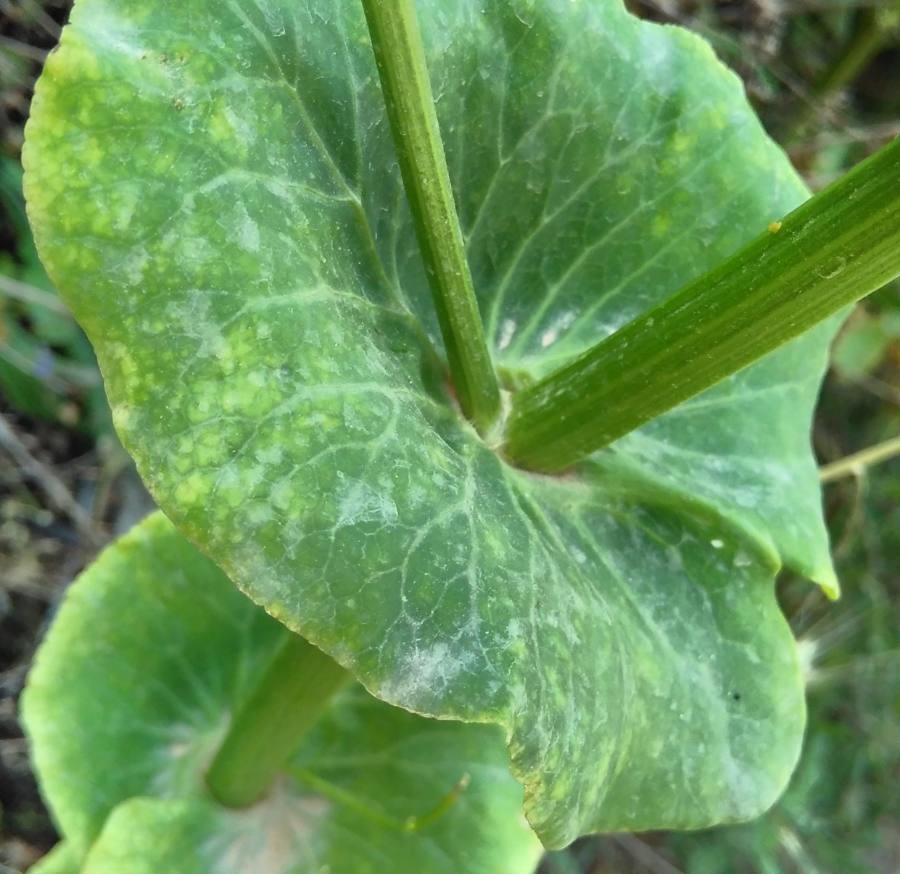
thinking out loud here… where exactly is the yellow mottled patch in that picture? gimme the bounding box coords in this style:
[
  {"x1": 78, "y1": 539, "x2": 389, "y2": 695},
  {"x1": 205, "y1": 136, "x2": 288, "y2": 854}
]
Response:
[
  {"x1": 81, "y1": 136, "x2": 105, "y2": 167},
  {"x1": 152, "y1": 147, "x2": 179, "y2": 174},
  {"x1": 60, "y1": 38, "x2": 102, "y2": 81},
  {"x1": 549, "y1": 778, "x2": 573, "y2": 801},
  {"x1": 709, "y1": 108, "x2": 728, "y2": 131},
  {"x1": 208, "y1": 106, "x2": 233, "y2": 143},
  {"x1": 270, "y1": 480, "x2": 294, "y2": 512},
  {"x1": 194, "y1": 443, "x2": 222, "y2": 468},
  {"x1": 175, "y1": 473, "x2": 208, "y2": 506},
  {"x1": 188, "y1": 399, "x2": 216, "y2": 424},
  {"x1": 671, "y1": 132, "x2": 693, "y2": 153},
  {"x1": 217, "y1": 473, "x2": 246, "y2": 510},
  {"x1": 116, "y1": 350, "x2": 138, "y2": 379},
  {"x1": 247, "y1": 369, "x2": 268, "y2": 388},
  {"x1": 652, "y1": 212, "x2": 672, "y2": 237},
  {"x1": 111, "y1": 404, "x2": 133, "y2": 433}
]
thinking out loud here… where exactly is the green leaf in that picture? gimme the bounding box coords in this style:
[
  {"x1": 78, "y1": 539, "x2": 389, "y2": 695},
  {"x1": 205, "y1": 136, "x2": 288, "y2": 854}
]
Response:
[
  {"x1": 25, "y1": 0, "x2": 835, "y2": 846},
  {"x1": 23, "y1": 513, "x2": 541, "y2": 873},
  {"x1": 80, "y1": 789, "x2": 533, "y2": 874}
]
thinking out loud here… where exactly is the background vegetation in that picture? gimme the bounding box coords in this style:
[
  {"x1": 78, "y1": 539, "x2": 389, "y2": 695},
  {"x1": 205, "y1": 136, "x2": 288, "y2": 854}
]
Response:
[{"x1": 1, "y1": 1, "x2": 897, "y2": 871}]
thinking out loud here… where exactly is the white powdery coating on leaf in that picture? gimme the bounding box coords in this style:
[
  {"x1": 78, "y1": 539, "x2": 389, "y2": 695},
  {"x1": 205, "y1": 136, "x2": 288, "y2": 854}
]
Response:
[
  {"x1": 335, "y1": 477, "x2": 399, "y2": 528},
  {"x1": 380, "y1": 642, "x2": 477, "y2": 706}
]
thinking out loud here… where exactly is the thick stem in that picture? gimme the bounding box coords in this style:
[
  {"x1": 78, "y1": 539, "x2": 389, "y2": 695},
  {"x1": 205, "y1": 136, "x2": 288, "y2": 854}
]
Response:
[
  {"x1": 206, "y1": 632, "x2": 349, "y2": 807},
  {"x1": 504, "y1": 136, "x2": 900, "y2": 472},
  {"x1": 361, "y1": 0, "x2": 501, "y2": 433}
]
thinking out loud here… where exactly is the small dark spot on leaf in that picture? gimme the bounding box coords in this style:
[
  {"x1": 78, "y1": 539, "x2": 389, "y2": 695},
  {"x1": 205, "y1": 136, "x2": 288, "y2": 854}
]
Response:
[{"x1": 731, "y1": 691, "x2": 741, "y2": 701}]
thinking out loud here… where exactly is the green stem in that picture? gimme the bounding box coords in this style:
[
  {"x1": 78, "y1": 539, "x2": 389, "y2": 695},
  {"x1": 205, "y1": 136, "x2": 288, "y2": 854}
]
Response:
[
  {"x1": 789, "y1": 6, "x2": 900, "y2": 145},
  {"x1": 504, "y1": 136, "x2": 900, "y2": 473},
  {"x1": 820, "y1": 435, "x2": 900, "y2": 483},
  {"x1": 816, "y1": 9, "x2": 891, "y2": 96},
  {"x1": 361, "y1": 0, "x2": 501, "y2": 433},
  {"x1": 206, "y1": 632, "x2": 350, "y2": 807}
]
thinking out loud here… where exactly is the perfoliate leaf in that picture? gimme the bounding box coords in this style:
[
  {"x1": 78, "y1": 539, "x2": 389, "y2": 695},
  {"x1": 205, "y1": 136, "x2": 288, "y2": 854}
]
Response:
[
  {"x1": 25, "y1": 0, "x2": 836, "y2": 846},
  {"x1": 23, "y1": 514, "x2": 541, "y2": 872}
]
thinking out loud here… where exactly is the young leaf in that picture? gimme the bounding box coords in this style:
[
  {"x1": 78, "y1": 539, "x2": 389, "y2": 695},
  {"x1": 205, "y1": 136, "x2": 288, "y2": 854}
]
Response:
[
  {"x1": 25, "y1": 0, "x2": 833, "y2": 846},
  {"x1": 23, "y1": 513, "x2": 541, "y2": 872}
]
